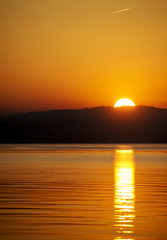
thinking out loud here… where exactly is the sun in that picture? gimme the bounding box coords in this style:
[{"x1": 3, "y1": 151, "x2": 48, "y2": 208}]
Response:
[{"x1": 114, "y1": 98, "x2": 135, "y2": 108}]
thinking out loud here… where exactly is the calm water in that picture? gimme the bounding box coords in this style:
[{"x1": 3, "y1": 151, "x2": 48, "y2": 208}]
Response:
[{"x1": 0, "y1": 144, "x2": 167, "y2": 240}]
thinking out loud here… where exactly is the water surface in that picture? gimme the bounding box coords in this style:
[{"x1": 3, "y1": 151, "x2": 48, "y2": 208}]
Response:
[{"x1": 0, "y1": 144, "x2": 167, "y2": 240}]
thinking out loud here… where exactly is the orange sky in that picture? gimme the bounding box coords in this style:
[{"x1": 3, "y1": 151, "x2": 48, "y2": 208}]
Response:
[{"x1": 0, "y1": 0, "x2": 167, "y2": 115}]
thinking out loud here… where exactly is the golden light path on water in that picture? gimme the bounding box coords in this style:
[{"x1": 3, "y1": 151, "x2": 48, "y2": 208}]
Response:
[{"x1": 114, "y1": 149, "x2": 135, "y2": 240}]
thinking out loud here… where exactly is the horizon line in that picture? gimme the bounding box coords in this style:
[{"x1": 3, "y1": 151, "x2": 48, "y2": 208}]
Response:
[{"x1": 1, "y1": 105, "x2": 167, "y2": 117}]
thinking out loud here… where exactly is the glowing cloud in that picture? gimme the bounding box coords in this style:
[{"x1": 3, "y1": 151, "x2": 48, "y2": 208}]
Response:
[{"x1": 111, "y1": 8, "x2": 130, "y2": 15}]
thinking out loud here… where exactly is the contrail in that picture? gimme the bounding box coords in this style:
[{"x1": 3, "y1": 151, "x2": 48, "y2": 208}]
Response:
[{"x1": 111, "y1": 8, "x2": 130, "y2": 15}]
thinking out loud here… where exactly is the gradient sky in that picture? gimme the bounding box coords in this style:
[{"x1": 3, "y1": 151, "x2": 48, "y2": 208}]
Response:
[{"x1": 0, "y1": 0, "x2": 167, "y2": 114}]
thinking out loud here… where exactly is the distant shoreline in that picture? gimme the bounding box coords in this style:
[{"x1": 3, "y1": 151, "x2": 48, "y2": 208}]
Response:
[{"x1": 0, "y1": 106, "x2": 167, "y2": 144}]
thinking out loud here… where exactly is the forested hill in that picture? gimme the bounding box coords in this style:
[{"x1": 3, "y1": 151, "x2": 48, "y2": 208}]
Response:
[{"x1": 0, "y1": 106, "x2": 167, "y2": 143}]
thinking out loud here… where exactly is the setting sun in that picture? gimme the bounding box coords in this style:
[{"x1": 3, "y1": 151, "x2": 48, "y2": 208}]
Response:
[{"x1": 114, "y1": 98, "x2": 135, "y2": 108}]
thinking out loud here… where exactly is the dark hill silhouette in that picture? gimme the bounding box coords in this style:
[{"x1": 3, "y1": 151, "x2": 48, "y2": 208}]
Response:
[{"x1": 0, "y1": 106, "x2": 167, "y2": 143}]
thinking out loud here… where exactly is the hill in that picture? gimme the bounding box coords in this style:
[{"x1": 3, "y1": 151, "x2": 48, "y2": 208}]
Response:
[{"x1": 0, "y1": 106, "x2": 166, "y2": 143}]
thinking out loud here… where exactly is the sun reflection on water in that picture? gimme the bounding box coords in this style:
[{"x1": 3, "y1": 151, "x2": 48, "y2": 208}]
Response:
[{"x1": 114, "y1": 149, "x2": 135, "y2": 240}]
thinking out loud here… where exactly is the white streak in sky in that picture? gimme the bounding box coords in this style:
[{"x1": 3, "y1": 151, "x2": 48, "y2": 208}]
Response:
[{"x1": 111, "y1": 8, "x2": 130, "y2": 15}]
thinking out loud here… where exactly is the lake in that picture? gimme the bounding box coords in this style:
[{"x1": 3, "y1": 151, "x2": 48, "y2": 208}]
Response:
[{"x1": 0, "y1": 144, "x2": 167, "y2": 240}]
